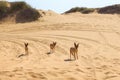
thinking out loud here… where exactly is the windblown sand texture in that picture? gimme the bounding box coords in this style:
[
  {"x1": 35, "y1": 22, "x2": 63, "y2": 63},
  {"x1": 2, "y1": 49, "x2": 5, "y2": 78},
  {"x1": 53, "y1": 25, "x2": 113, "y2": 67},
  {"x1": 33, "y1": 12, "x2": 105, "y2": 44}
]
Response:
[{"x1": 0, "y1": 11, "x2": 120, "y2": 80}]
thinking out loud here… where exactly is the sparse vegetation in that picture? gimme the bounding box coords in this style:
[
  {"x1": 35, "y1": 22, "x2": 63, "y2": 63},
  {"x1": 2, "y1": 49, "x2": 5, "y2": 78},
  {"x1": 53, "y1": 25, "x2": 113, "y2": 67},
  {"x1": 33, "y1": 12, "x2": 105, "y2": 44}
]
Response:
[
  {"x1": 98, "y1": 4, "x2": 120, "y2": 14},
  {"x1": 0, "y1": 1, "x2": 41, "y2": 23},
  {"x1": 16, "y1": 8, "x2": 41, "y2": 23},
  {"x1": 65, "y1": 7, "x2": 95, "y2": 14},
  {"x1": 10, "y1": 2, "x2": 31, "y2": 13},
  {"x1": 65, "y1": 4, "x2": 120, "y2": 14}
]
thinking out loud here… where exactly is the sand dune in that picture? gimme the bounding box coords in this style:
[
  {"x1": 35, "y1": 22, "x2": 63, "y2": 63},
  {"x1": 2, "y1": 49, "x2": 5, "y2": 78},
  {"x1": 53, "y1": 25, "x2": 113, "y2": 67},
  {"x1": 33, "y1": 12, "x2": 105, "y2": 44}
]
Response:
[{"x1": 0, "y1": 12, "x2": 120, "y2": 80}]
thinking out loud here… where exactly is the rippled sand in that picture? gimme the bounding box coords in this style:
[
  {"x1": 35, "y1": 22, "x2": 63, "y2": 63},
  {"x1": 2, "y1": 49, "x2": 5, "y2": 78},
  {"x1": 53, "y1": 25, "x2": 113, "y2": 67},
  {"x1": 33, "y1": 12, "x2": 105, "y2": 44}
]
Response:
[{"x1": 0, "y1": 12, "x2": 120, "y2": 80}]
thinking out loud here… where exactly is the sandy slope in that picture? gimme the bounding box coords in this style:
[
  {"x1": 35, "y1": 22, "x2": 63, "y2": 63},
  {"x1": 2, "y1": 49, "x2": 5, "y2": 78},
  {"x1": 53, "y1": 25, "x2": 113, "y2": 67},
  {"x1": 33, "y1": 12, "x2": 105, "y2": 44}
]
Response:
[{"x1": 0, "y1": 12, "x2": 120, "y2": 80}]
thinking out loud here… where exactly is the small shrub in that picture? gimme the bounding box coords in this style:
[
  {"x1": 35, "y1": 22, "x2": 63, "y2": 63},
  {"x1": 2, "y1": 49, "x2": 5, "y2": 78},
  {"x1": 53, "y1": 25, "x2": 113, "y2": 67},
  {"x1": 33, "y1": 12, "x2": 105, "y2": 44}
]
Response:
[
  {"x1": 81, "y1": 8, "x2": 95, "y2": 14},
  {"x1": 0, "y1": 1, "x2": 41, "y2": 23},
  {"x1": 10, "y1": 1, "x2": 31, "y2": 13},
  {"x1": 16, "y1": 8, "x2": 41, "y2": 23},
  {"x1": 65, "y1": 7, "x2": 95, "y2": 14}
]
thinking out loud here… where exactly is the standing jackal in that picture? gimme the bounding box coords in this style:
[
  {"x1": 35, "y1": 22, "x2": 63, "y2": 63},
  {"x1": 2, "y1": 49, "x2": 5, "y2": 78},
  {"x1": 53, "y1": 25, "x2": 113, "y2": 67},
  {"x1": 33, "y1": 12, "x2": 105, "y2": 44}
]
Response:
[
  {"x1": 18, "y1": 42, "x2": 29, "y2": 58},
  {"x1": 70, "y1": 42, "x2": 79, "y2": 60},
  {"x1": 24, "y1": 42, "x2": 29, "y2": 55},
  {"x1": 50, "y1": 42, "x2": 57, "y2": 53}
]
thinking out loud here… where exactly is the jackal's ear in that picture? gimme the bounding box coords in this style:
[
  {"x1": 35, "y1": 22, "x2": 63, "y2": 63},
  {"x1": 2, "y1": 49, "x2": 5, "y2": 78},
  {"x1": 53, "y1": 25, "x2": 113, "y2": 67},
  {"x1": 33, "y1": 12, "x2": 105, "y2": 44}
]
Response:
[
  {"x1": 77, "y1": 43, "x2": 79, "y2": 47},
  {"x1": 54, "y1": 42, "x2": 57, "y2": 45},
  {"x1": 74, "y1": 42, "x2": 77, "y2": 47},
  {"x1": 26, "y1": 43, "x2": 28, "y2": 46},
  {"x1": 24, "y1": 43, "x2": 28, "y2": 46}
]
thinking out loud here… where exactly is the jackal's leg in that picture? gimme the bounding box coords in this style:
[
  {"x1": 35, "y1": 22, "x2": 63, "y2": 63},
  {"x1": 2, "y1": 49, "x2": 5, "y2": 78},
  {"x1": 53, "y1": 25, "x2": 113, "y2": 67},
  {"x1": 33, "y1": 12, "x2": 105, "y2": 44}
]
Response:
[
  {"x1": 74, "y1": 53, "x2": 76, "y2": 60},
  {"x1": 77, "y1": 53, "x2": 78, "y2": 59},
  {"x1": 70, "y1": 52, "x2": 72, "y2": 60}
]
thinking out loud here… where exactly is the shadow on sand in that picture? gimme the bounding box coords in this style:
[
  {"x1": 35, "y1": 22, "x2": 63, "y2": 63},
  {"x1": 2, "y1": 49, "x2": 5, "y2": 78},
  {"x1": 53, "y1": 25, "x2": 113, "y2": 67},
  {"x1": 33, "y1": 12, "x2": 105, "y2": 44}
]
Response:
[
  {"x1": 64, "y1": 59, "x2": 75, "y2": 61},
  {"x1": 17, "y1": 54, "x2": 26, "y2": 58},
  {"x1": 46, "y1": 52, "x2": 51, "y2": 55}
]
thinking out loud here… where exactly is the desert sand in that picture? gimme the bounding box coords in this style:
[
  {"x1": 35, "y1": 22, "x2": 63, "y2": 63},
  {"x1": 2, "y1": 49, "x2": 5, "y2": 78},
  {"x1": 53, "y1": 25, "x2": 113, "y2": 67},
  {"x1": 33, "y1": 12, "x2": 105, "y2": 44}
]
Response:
[{"x1": 0, "y1": 11, "x2": 120, "y2": 80}]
